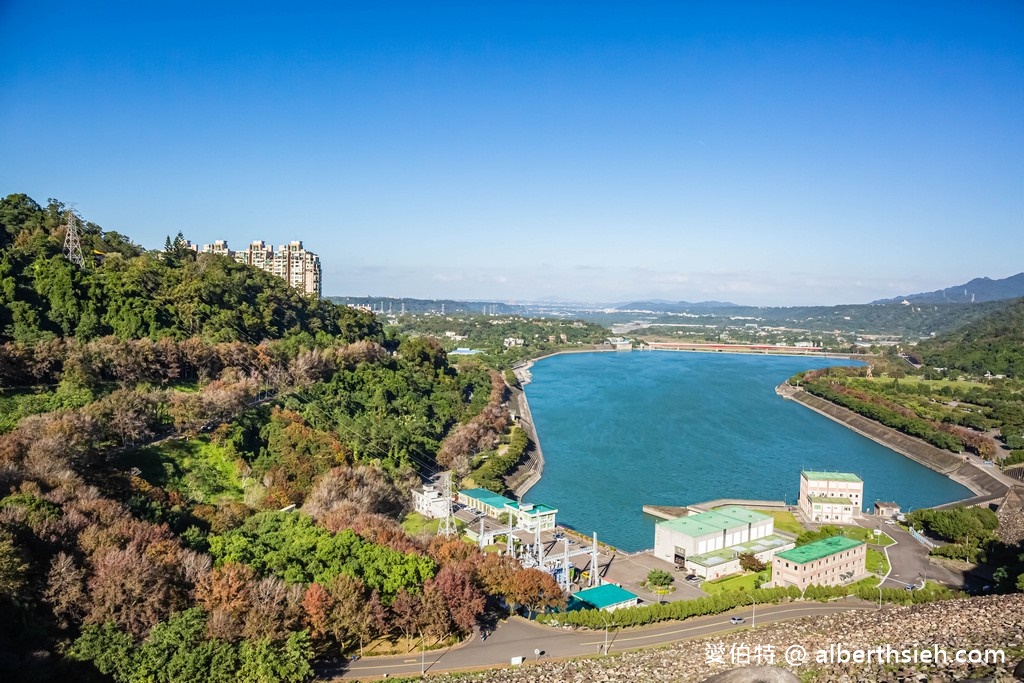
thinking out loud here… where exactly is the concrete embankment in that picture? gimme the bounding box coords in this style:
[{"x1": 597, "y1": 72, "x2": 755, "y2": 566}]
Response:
[
  {"x1": 504, "y1": 380, "x2": 545, "y2": 498},
  {"x1": 643, "y1": 499, "x2": 789, "y2": 521},
  {"x1": 777, "y1": 383, "x2": 1011, "y2": 501}
]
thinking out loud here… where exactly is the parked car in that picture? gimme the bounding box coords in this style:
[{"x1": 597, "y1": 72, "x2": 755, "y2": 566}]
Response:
[{"x1": 729, "y1": 617, "x2": 745, "y2": 624}]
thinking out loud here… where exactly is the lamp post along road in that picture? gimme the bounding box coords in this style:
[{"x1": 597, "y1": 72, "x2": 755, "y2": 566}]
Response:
[
  {"x1": 600, "y1": 613, "x2": 617, "y2": 654},
  {"x1": 748, "y1": 594, "x2": 757, "y2": 629}
]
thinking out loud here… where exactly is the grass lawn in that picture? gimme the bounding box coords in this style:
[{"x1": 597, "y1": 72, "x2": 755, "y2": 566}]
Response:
[
  {"x1": 401, "y1": 512, "x2": 441, "y2": 535},
  {"x1": 838, "y1": 525, "x2": 895, "y2": 547},
  {"x1": 859, "y1": 376, "x2": 989, "y2": 391},
  {"x1": 768, "y1": 510, "x2": 805, "y2": 536},
  {"x1": 115, "y1": 436, "x2": 250, "y2": 504},
  {"x1": 703, "y1": 567, "x2": 771, "y2": 595},
  {"x1": 851, "y1": 575, "x2": 881, "y2": 590},
  {"x1": 866, "y1": 548, "x2": 890, "y2": 575}
]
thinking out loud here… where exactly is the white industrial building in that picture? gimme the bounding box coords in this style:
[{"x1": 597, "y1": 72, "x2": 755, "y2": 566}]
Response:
[
  {"x1": 410, "y1": 483, "x2": 449, "y2": 519},
  {"x1": 798, "y1": 471, "x2": 863, "y2": 524},
  {"x1": 506, "y1": 501, "x2": 558, "y2": 533},
  {"x1": 653, "y1": 506, "x2": 794, "y2": 579}
]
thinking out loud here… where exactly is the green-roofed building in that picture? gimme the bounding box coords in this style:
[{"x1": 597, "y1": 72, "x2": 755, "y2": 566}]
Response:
[
  {"x1": 571, "y1": 583, "x2": 639, "y2": 612},
  {"x1": 799, "y1": 471, "x2": 863, "y2": 524},
  {"x1": 506, "y1": 501, "x2": 558, "y2": 532},
  {"x1": 653, "y1": 505, "x2": 794, "y2": 579},
  {"x1": 772, "y1": 536, "x2": 866, "y2": 589},
  {"x1": 457, "y1": 489, "x2": 558, "y2": 531},
  {"x1": 458, "y1": 488, "x2": 516, "y2": 518}
]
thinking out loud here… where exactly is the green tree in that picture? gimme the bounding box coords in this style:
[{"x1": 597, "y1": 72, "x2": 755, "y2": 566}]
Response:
[
  {"x1": 237, "y1": 631, "x2": 314, "y2": 683},
  {"x1": 646, "y1": 569, "x2": 673, "y2": 588},
  {"x1": 70, "y1": 622, "x2": 137, "y2": 681},
  {"x1": 0, "y1": 531, "x2": 28, "y2": 600},
  {"x1": 133, "y1": 608, "x2": 239, "y2": 683}
]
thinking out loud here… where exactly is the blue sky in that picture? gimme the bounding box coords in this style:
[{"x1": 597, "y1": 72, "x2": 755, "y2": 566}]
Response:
[{"x1": 2, "y1": 2, "x2": 1022, "y2": 305}]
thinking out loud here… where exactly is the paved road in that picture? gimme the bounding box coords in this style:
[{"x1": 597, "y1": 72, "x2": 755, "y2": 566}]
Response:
[
  {"x1": 327, "y1": 601, "x2": 876, "y2": 680},
  {"x1": 854, "y1": 518, "x2": 960, "y2": 589}
]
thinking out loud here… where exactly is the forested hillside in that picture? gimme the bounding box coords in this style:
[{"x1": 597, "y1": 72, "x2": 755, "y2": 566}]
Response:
[
  {"x1": 911, "y1": 297, "x2": 1024, "y2": 378},
  {"x1": 0, "y1": 194, "x2": 376, "y2": 344},
  {"x1": 0, "y1": 195, "x2": 564, "y2": 682}
]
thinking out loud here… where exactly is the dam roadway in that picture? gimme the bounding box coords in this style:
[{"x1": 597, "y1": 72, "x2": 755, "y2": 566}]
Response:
[{"x1": 325, "y1": 600, "x2": 876, "y2": 680}]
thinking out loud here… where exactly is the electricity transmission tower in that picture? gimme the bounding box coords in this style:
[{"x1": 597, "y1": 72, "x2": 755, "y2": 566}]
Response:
[
  {"x1": 62, "y1": 208, "x2": 84, "y2": 267},
  {"x1": 437, "y1": 471, "x2": 458, "y2": 537}
]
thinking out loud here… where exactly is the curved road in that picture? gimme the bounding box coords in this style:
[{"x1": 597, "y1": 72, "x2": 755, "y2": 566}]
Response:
[{"x1": 329, "y1": 600, "x2": 876, "y2": 680}]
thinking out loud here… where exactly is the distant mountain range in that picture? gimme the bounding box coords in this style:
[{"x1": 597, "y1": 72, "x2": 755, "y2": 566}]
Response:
[
  {"x1": 612, "y1": 300, "x2": 738, "y2": 312},
  {"x1": 872, "y1": 273, "x2": 1024, "y2": 305}
]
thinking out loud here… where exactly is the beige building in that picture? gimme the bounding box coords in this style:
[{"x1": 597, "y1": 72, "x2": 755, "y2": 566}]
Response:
[
  {"x1": 771, "y1": 536, "x2": 867, "y2": 589},
  {"x1": 874, "y1": 501, "x2": 900, "y2": 518},
  {"x1": 799, "y1": 471, "x2": 863, "y2": 524},
  {"x1": 201, "y1": 239, "x2": 322, "y2": 297}
]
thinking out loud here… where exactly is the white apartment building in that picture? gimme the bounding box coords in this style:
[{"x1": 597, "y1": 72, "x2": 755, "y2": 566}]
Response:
[
  {"x1": 798, "y1": 471, "x2": 863, "y2": 524},
  {"x1": 201, "y1": 239, "x2": 322, "y2": 297}
]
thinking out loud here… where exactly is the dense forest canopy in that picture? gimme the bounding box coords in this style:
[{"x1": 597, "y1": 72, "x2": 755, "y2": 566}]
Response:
[
  {"x1": 0, "y1": 194, "x2": 567, "y2": 681},
  {"x1": 911, "y1": 297, "x2": 1024, "y2": 378}
]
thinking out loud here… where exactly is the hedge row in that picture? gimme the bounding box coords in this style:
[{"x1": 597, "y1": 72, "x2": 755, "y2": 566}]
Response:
[
  {"x1": 537, "y1": 583, "x2": 961, "y2": 630},
  {"x1": 803, "y1": 380, "x2": 964, "y2": 452}
]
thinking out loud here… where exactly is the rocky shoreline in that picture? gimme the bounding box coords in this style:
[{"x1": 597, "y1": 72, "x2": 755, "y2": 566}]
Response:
[{"x1": 425, "y1": 594, "x2": 1024, "y2": 682}]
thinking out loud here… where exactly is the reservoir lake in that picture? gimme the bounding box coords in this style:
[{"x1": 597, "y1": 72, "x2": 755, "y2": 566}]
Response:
[{"x1": 522, "y1": 351, "x2": 972, "y2": 552}]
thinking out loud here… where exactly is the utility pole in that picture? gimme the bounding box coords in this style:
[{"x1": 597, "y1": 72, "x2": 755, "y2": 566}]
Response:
[{"x1": 62, "y1": 207, "x2": 84, "y2": 267}]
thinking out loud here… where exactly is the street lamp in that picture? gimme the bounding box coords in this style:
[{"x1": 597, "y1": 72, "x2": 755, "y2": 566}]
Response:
[
  {"x1": 747, "y1": 594, "x2": 757, "y2": 630},
  {"x1": 600, "y1": 613, "x2": 617, "y2": 654}
]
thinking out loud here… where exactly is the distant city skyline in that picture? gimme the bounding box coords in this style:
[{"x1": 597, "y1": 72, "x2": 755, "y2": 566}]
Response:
[{"x1": 2, "y1": 2, "x2": 1021, "y2": 306}]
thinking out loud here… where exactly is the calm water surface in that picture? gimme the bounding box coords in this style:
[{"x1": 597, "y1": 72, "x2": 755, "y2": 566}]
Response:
[{"x1": 522, "y1": 351, "x2": 972, "y2": 551}]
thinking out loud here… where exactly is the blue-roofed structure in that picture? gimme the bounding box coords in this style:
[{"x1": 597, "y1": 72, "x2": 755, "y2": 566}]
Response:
[{"x1": 571, "y1": 583, "x2": 639, "y2": 612}]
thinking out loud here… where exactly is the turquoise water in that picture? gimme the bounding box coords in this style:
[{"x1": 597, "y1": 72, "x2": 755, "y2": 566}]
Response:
[{"x1": 522, "y1": 351, "x2": 972, "y2": 552}]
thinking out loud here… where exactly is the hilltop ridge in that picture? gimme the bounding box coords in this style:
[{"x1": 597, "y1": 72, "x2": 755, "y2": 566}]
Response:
[{"x1": 873, "y1": 272, "x2": 1024, "y2": 305}]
